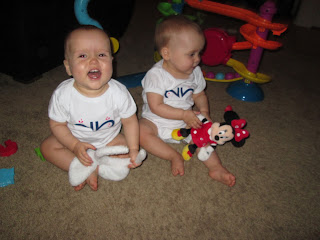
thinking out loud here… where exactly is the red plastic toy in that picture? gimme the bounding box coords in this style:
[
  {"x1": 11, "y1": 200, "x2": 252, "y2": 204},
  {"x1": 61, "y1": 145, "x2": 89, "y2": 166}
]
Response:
[
  {"x1": 201, "y1": 28, "x2": 236, "y2": 66},
  {"x1": 0, "y1": 140, "x2": 18, "y2": 157}
]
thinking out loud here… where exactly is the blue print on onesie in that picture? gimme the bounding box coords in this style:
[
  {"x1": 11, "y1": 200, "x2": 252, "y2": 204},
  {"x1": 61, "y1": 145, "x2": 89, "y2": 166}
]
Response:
[
  {"x1": 75, "y1": 119, "x2": 115, "y2": 131},
  {"x1": 164, "y1": 87, "x2": 194, "y2": 98}
]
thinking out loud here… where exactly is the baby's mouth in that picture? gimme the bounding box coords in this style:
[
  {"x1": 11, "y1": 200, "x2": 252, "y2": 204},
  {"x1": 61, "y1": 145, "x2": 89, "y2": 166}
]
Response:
[{"x1": 88, "y1": 69, "x2": 101, "y2": 79}]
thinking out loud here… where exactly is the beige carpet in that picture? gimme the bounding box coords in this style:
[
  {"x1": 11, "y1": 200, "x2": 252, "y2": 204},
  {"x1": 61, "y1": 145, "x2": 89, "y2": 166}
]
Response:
[{"x1": 1, "y1": 0, "x2": 319, "y2": 239}]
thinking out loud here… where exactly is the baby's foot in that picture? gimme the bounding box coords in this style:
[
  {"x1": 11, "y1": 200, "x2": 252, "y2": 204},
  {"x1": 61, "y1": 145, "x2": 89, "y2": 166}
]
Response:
[
  {"x1": 171, "y1": 158, "x2": 185, "y2": 176},
  {"x1": 209, "y1": 166, "x2": 236, "y2": 187},
  {"x1": 86, "y1": 168, "x2": 98, "y2": 191},
  {"x1": 74, "y1": 181, "x2": 86, "y2": 191}
]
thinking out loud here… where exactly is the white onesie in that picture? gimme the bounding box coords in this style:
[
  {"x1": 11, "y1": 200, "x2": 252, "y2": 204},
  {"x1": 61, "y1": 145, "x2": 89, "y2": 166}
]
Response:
[
  {"x1": 141, "y1": 60, "x2": 206, "y2": 142},
  {"x1": 48, "y1": 78, "x2": 137, "y2": 148}
]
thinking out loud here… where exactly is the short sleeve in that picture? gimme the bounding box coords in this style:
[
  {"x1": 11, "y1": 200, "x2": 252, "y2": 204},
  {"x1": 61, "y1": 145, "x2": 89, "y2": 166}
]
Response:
[
  {"x1": 193, "y1": 66, "x2": 206, "y2": 94},
  {"x1": 113, "y1": 81, "x2": 137, "y2": 119},
  {"x1": 142, "y1": 68, "x2": 166, "y2": 96},
  {"x1": 48, "y1": 89, "x2": 69, "y2": 123}
]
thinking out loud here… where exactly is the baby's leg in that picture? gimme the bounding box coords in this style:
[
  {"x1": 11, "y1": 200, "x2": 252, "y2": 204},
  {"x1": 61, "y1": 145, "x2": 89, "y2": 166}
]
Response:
[
  {"x1": 41, "y1": 135, "x2": 97, "y2": 191},
  {"x1": 139, "y1": 118, "x2": 185, "y2": 176},
  {"x1": 73, "y1": 167, "x2": 98, "y2": 191},
  {"x1": 85, "y1": 166, "x2": 98, "y2": 191},
  {"x1": 201, "y1": 150, "x2": 236, "y2": 187},
  {"x1": 106, "y1": 133, "x2": 127, "y2": 147},
  {"x1": 41, "y1": 135, "x2": 75, "y2": 171}
]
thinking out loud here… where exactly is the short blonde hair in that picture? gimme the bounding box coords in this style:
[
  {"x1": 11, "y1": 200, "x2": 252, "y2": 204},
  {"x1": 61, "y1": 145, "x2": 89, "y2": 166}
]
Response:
[
  {"x1": 64, "y1": 25, "x2": 110, "y2": 57},
  {"x1": 154, "y1": 15, "x2": 204, "y2": 52}
]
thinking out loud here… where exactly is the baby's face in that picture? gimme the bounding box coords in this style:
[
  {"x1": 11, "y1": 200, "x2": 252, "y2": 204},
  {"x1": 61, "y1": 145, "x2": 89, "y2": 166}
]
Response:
[
  {"x1": 64, "y1": 29, "x2": 113, "y2": 97},
  {"x1": 163, "y1": 29, "x2": 205, "y2": 79}
]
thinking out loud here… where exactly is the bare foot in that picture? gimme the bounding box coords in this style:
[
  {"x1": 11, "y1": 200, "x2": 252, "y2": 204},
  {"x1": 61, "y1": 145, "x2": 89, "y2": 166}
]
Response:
[
  {"x1": 209, "y1": 166, "x2": 236, "y2": 187},
  {"x1": 74, "y1": 181, "x2": 86, "y2": 191},
  {"x1": 86, "y1": 168, "x2": 98, "y2": 191},
  {"x1": 171, "y1": 158, "x2": 185, "y2": 176}
]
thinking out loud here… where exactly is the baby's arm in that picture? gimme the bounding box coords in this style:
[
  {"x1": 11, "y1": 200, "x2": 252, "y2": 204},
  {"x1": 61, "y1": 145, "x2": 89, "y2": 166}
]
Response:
[
  {"x1": 147, "y1": 92, "x2": 202, "y2": 129},
  {"x1": 192, "y1": 91, "x2": 212, "y2": 122},
  {"x1": 49, "y1": 119, "x2": 96, "y2": 166},
  {"x1": 121, "y1": 114, "x2": 140, "y2": 168}
]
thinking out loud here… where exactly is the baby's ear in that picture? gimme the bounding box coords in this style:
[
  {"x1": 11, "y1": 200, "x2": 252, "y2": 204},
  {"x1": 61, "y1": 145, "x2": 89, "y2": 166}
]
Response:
[
  {"x1": 63, "y1": 59, "x2": 72, "y2": 76},
  {"x1": 160, "y1": 47, "x2": 170, "y2": 60}
]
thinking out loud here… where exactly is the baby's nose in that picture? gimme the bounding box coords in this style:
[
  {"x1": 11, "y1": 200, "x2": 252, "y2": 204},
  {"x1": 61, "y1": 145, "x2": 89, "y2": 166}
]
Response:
[
  {"x1": 90, "y1": 57, "x2": 98, "y2": 63},
  {"x1": 195, "y1": 55, "x2": 201, "y2": 63}
]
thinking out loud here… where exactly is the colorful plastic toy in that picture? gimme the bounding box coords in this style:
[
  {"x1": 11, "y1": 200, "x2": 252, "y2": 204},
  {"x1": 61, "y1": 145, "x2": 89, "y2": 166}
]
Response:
[
  {"x1": 34, "y1": 147, "x2": 46, "y2": 161},
  {"x1": 0, "y1": 140, "x2": 18, "y2": 157},
  {"x1": 157, "y1": 0, "x2": 197, "y2": 23},
  {"x1": 0, "y1": 168, "x2": 14, "y2": 187},
  {"x1": 74, "y1": 0, "x2": 103, "y2": 29},
  {"x1": 185, "y1": 0, "x2": 287, "y2": 101},
  {"x1": 116, "y1": 72, "x2": 145, "y2": 88}
]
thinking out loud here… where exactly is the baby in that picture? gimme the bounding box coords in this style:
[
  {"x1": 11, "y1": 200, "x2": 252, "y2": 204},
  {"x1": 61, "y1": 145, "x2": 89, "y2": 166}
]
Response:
[
  {"x1": 41, "y1": 25, "x2": 141, "y2": 191},
  {"x1": 139, "y1": 16, "x2": 235, "y2": 187}
]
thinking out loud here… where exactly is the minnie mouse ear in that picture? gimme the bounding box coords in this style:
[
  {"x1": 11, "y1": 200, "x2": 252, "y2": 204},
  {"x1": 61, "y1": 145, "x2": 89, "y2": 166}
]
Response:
[
  {"x1": 224, "y1": 110, "x2": 240, "y2": 124},
  {"x1": 231, "y1": 139, "x2": 246, "y2": 148}
]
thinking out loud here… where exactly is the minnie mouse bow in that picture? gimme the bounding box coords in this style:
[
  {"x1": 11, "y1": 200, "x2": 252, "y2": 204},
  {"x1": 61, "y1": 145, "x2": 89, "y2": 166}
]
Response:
[{"x1": 231, "y1": 119, "x2": 250, "y2": 142}]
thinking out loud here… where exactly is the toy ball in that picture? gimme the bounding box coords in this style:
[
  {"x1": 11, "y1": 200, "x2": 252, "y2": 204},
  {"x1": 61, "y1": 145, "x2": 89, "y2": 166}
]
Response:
[
  {"x1": 215, "y1": 72, "x2": 225, "y2": 80},
  {"x1": 234, "y1": 72, "x2": 241, "y2": 78},
  {"x1": 225, "y1": 72, "x2": 235, "y2": 80},
  {"x1": 206, "y1": 71, "x2": 215, "y2": 79}
]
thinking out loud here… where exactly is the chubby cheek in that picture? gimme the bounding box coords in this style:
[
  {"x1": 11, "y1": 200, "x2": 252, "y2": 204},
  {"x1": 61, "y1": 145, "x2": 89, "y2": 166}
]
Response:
[
  {"x1": 175, "y1": 62, "x2": 191, "y2": 74},
  {"x1": 102, "y1": 61, "x2": 113, "y2": 76},
  {"x1": 104, "y1": 60, "x2": 113, "y2": 70},
  {"x1": 184, "y1": 59, "x2": 195, "y2": 70},
  {"x1": 73, "y1": 62, "x2": 89, "y2": 76}
]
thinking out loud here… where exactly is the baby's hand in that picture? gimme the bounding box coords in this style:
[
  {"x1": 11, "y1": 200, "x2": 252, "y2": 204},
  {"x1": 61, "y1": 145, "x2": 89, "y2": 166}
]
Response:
[
  {"x1": 128, "y1": 149, "x2": 141, "y2": 169},
  {"x1": 183, "y1": 110, "x2": 202, "y2": 129},
  {"x1": 73, "y1": 141, "x2": 96, "y2": 166}
]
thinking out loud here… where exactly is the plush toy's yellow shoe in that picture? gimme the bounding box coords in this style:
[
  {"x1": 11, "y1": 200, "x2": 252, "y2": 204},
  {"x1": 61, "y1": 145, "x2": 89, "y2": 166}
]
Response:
[
  {"x1": 182, "y1": 145, "x2": 192, "y2": 161},
  {"x1": 171, "y1": 129, "x2": 185, "y2": 141}
]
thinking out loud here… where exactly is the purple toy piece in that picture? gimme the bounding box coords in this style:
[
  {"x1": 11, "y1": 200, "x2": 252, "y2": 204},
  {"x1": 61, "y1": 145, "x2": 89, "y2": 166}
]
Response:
[
  {"x1": 206, "y1": 71, "x2": 215, "y2": 79},
  {"x1": 246, "y1": 0, "x2": 277, "y2": 74},
  {"x1": 234, "y1": 72, "x2": 241, "y2": 78},
  {"x1": 225, "y1": 72, "x2": 235, "y2": 80}
]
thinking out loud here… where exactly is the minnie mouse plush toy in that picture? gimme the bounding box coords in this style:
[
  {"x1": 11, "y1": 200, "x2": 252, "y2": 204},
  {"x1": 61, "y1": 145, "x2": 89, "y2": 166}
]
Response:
[{"x1": 172, "y1": 106, "x2": 249, "y2": 161}]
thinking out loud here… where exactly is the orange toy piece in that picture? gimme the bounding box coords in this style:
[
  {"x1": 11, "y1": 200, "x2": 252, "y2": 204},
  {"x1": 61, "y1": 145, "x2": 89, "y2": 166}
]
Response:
[
  {"x1": 232, "y1": 41, "x2": 253, "y2": 51},
  {"x1": 185, "y1": 0, "x2": 287, "y2": 33},
  {"x1": 240, "y1": 24, "x2": 282, "y2": 50}
]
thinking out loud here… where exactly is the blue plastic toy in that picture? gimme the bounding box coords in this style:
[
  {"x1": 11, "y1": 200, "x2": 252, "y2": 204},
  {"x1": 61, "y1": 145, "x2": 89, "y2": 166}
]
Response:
[
  {"x1": 0, "y1": 168, "x2": 14, "y2": 187},
  {"x1": 116, "y1": 72, "x2": 145, "y2": 88},
  {"x1": 74, "y1": 0, "x2": 103, "y2": 29}
]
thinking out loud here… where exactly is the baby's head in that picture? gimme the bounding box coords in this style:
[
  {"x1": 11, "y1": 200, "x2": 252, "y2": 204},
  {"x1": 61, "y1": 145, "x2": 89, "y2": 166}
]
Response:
[
  {"x1": 155, "y1": 15, "x2": 205, "y2": 79},
  {"x1": 63, "y1": 25, "x2": 114, "y2": 96},
  {"x1": 155, "y1": 15, "x2": 204, "y2": 53}
]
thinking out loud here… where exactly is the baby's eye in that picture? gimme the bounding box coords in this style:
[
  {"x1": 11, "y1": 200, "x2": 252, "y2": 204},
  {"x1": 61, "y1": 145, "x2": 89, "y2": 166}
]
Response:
[
  {"x1": 78, "y1": 54, "x2": 86, "y2": 58},
  {"x1": 99, "y1": 53, "x2": 106, "y2": 57}
]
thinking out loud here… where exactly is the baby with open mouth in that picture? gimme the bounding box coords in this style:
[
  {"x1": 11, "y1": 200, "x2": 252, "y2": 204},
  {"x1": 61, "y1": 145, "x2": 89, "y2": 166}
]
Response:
[{"x1": 40, "y1": 25, "x2": 142, "y2": 191}]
